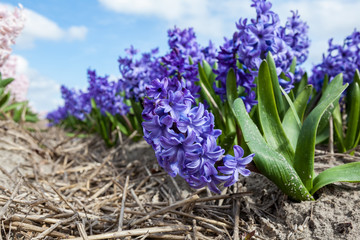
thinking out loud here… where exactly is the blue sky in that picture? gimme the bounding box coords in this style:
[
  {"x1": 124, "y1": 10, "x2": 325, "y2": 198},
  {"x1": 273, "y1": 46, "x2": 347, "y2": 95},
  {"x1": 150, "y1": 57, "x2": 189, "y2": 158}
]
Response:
[{"x1": 2, "y1": 0, "x2": 360, "y2": 112}]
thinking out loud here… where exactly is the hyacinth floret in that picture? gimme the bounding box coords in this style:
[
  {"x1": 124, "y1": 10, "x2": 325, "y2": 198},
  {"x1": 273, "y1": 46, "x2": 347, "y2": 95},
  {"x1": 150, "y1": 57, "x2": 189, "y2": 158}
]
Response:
[
  {"x1": 218, "y1": 145, "x2": 254, "y2": 187},
  {"x1": 0, "y1": 55, "x2": 29, "y2": 102},
  {"x1": 280, "y1": 10, "x2": 310, "y2": 65},
  {"x1": 215, "y1": 0, "x2": 310, "y2": 111},
  {"x1": 0, "y1": 4, "x2": 25, "y2": 67},
  {"x1": 118, "y1": 46, "x2": 165, "y2": 100},
  {"x1": 162, "y1": 27, "x2": 217, "y2": 97},
  {"x1": 59, "y1": 85, "x2": 89, "y2": 121},
  {"x1": 47, "y1": 69, "x2": 129, "y2": 124},
  {"x1": 87, "y1": 69, "x2": 129, "y2": 116},
  {"x1": 117, "y1": 27, "x2": 217, "y2": 102},
  {"x1": 310, "y1": 29, "x2": 360, "y2": 91},
  {"x1": 47, "y1": 106, "x2": 68, "y2": 125},
  {"x1": 142, "y1": 77, "x2": 253, "y2": 193},
  {"x1": 168, "y1": 27, "x2": 202, "y2": 63},
  {"x1": 201, "y1": 40, "x2": 217, "y2": 67}
]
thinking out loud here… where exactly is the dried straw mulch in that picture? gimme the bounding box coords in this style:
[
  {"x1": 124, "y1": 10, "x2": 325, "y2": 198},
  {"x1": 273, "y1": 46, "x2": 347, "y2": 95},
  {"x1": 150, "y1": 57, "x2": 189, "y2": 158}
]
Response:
[{"x1": 0, "y1": 120, "x2": 259, "y2": 240}]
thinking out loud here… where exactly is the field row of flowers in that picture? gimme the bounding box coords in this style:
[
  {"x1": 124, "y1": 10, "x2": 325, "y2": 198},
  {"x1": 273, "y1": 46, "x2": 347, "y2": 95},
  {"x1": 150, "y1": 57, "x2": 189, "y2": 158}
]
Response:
[{"x1": 1, "y1": 0, "x2": 360, "y2": 202}]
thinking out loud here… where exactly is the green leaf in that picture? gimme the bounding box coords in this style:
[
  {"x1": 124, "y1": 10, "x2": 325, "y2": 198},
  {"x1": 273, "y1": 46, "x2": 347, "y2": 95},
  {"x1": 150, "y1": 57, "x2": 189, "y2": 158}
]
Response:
[
  {"x1": 198, "y1": 62, "x2": 225, "y2": 128},
  {"x1": 130, "y1": 99, "x2": 144, "y2": 134},
  {"x1": 12, "y1": 103, "x2": 25, "y2": 122},
  {"x1": 0, "y1": 92, "x2": 11, "y2": 109},
  {"x1": 295, "y1": 72, "x2": 308, "y2": 97},
  {"x1": 105, "y1": 111, "x2": 115, "y2": 124},
  {"x1": 294, "y1": 74, "x2": 348, "y2": 190},
  {"x1": 226, "y1": 68, "x2": 237, "y2": 105},
  {"x1": 282, "y1": 85, "x2": 313, "y2": 149},
  {"x1": 257, "y1": 60, "x2": 295, "y2": 164},
  {"x1": 188, "y1": 56, "x2": 194, "y2": 65},
  {"x1": 25, "y1": 114, "x2": 38, "y2": 123},
  {"x1": 321, "y1": 74, "x2": 329, "y2": 93},
  {"x1": 266, "y1": 52, "x2": 286, "y2": 118},
  {"x1": 106, "y1": 111, "x2": 130, "y2": 136},
  {"x1": 332, "y1": 103, "x2": 346, "y2": 152},
  {"x1": 220, "y1": 131, "x2": 236, "y2": 154},
  {"x1": 315, "y1": 127, "x2": 329, "y2": 145},
  {"x1": 0, "y1": 77, "x2": 14, "y2": 88},
  {"x1": 90, "y1": 98, "x2": 97, "y2": 110},
  {"x1": 289, "y1": 57, "x2": 297, "y2": 74},
  {"x1": 354, "y1": 69, "x2": 360, "y2": 86},
  {"x1": 232, "y1": 98, "x2": 313, "y2": 201},
  {"x1": 198, "y1": 62, "x2": 214, "y2": 97},
  {"x1": 3, "y1": 102, "x2": 23, "y2": 112},
  {"x1": 317, "y1": 74, "x2": 343, "y2": 136},
  {"x1": 311, "y1": 162, "x2": 360, "y2": 195},
  {"x1": 354, "y1": 127, "x2": 360, "y2": 151},
  {"x1": 116, "y1": 121, "x2": 130, "y2": 136},
  {"x1": 345, "y1": 82, "x2": 360, "y2": 150},
  {"x1": 202, "y1": 60, "x2": 216, "y2": 86},
  {"x1": 280, "y1": 86, "x2": 301, "y2": 127}
]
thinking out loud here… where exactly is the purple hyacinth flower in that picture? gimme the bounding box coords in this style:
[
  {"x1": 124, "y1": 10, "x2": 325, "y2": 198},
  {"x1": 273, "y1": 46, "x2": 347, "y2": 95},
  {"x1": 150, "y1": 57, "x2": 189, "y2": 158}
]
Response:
[
  {"x1": 158, "y1": 90, "x2": 190, "y2": 121},
  {"x1": 218, "y1": 145, "x2": 254, "y2": 187},
  {"x1": 177, "y1": 103, "x2": 208, "y2": 134},
  {"x1": 146, "y1": 78, "x2": 168, "y2": 99},
  {"x1": 142, "y1": 115, "x2": 173, "y2": 143},
  {"x1": 159, "y1": 130, "x2": 202, "y2": 177}
]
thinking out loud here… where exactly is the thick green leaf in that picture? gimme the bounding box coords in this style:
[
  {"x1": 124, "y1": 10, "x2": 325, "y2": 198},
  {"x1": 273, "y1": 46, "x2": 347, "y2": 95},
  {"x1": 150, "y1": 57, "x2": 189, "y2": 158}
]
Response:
[
  {"x1": 354, "y1": 69, "x2": 360, "y2": 86},
  {"x1": 316, "y1": 74, "x2": 343, "y2": 135},
  {"x1": 198, "y1": 62, "x2": 215, "y2": 99},
  {"x1": 295, "y1": 72, "x2": 308, "y2": 97},
  {"x1": 202, "y1": 60, "x2": 216, "y2": 86},
  {"x1": 282, "y1": 85, "x2": 313, "y2": 149},
  {"x1": 345, "y1": 82, "x2": 360, "y2": 149},
  {"x1": 266, "y1": 52, "x2": 285, "y2": 118},
  {"x1": 332, "y1": 103, "x2": 346, "y2": 152},
  {"x1": 0, "y1": 78, "x2": 14, "y2": 88},
  {"x1": 280, "y1": 86, "x2": 301, "y2": 127},
  {"x1": 321, "y1": 74, "x2": 329, "y2": 93},
  {"x1": 232, "y1": 98, "x2": 313, "y2": 201},
  {"x1": 12, "y1": 104, "x2": 24, "y2": 122},
  {"x1": 257, "y1": 60, "x2": 295, "y2": 164},
  {"x1": 226, "y1": 68, "x2": 237, "y2": 105},
  {"x1": 315, "y1": 127, "x2": 329, "y2": 144},
  {"x1": 25, "y1": 114, "x2": 39, "y2": 123},
  {"x1": 311, "y1": 162, "x2": 360, "y2": 195},
  {"x1": 354, "y1": 126, "x2": 360, "y2": 151},
  {"x1": 3, "y1": 102, "x2": 23, "y2": 112},
  {"x1": 294, "y1": 75, "x2": 348, "y2": 190}
]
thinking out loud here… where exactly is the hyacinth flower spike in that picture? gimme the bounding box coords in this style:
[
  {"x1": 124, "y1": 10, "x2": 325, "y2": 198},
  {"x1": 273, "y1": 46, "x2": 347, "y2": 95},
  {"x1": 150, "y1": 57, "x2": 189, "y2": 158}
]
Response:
[{"x1": 142, "y1": 77, "x2": 254, "y2": 193}]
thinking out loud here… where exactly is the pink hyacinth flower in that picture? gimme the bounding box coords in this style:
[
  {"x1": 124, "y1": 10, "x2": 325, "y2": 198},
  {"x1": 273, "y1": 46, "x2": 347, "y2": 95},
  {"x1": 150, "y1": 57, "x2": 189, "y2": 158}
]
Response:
[
  {"x1": 0, "y1": 55, "x2": 29, "y2": 102},
  {"x1": 0, "y1": 4, "x2": 25, "y2": 67}
]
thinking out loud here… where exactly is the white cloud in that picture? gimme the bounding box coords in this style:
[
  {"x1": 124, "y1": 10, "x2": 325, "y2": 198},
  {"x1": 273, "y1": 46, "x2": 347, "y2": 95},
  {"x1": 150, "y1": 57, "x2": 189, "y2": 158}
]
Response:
[
  {"x1": 7, "y1": 6, "x2": 89, "y2": 48},
  {"x1": 15, "y1": 55, "x2": 62, "y2": 113},
  {"x1": 98, "y1": 0, "x2": 229, "y2": 41},
  {"x1": 99, "y1": 0, "x2": 200, "y2": 20},
  {"x1": 67, "y1": 26, "x2": 88, "y2": 41}
]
